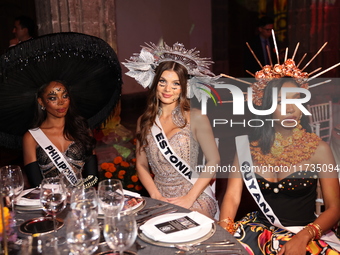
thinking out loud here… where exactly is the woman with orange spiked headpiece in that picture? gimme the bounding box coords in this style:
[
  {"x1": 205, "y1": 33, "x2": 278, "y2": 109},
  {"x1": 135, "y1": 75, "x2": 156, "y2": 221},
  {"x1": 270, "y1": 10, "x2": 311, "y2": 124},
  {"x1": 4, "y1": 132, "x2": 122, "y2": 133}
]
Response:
[{"x1": 219, "y1": 31, "x2": 340, "y2": 254}]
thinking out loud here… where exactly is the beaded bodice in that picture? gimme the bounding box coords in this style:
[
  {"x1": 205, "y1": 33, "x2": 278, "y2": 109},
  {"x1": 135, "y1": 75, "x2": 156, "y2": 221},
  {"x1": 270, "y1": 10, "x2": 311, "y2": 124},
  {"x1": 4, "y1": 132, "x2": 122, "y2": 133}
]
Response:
[
  {"x1": 144, "y1": 121, "x2": 217, "y2": 218},
  {"x1": 145, "y1": 123, "x2": 199, "y2": 188},
  {"x1": 36, "y1": 141, "x2": 86, "y2": 178}
]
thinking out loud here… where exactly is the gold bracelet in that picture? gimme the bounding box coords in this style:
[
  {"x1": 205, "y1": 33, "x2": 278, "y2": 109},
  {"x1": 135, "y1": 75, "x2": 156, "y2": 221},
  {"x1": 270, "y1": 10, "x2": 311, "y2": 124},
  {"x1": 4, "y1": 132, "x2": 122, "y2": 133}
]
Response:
[
  {"x1": 304, "y1": 225, "x2": 316, "y2": 241},
  {"x1": 218, "y1": 217, "x2": 238, "y2": 235},
  {"x1": 308, "y1": 223, "x2": 323, "y2": 239}
]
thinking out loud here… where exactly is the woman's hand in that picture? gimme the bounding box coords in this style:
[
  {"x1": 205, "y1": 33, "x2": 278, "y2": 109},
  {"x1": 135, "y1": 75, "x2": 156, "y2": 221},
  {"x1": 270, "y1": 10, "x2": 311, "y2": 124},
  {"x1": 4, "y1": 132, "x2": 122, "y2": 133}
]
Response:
[
  {"x1": 277, "y1": 230, "x2": 310, "y2": 255},
  {"x1": 166, "y1": 195, "x2": 195, "y2": 209},
  {"x1": 152, "y1": 194, "x2": 169, "y2": 203}
]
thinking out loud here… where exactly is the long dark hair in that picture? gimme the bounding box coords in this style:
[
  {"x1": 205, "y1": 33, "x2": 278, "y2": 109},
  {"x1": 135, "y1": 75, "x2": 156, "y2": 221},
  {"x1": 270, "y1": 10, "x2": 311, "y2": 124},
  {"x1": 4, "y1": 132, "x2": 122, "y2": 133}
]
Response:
[
  {"x1": 137, "y1": 61, "x2": 190, "y2": 150},
  {"x1": 249, "y1": 77, "x2": 311, "y2": 154},
  {"x1": 33, "y1": 80, "x2": 95, "y2": 156}
]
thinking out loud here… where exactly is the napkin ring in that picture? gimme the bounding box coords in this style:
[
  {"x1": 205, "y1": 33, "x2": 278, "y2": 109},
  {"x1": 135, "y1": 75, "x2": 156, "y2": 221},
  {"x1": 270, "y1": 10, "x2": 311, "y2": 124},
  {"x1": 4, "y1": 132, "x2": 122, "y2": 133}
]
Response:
[{"x1": 218, "y1": 217, "x2": 238, "y2": 235}]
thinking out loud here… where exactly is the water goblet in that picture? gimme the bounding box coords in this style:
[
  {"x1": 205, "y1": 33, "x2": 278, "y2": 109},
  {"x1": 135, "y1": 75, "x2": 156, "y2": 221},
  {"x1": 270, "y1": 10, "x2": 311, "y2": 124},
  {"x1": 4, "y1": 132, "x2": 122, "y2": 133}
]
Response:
[
  {"x1": 66, "y1": 209, "x2": 100, "y2": 255},
  {"x1": 70, "y1": 186, "x2": 98, "y2": 218},
  {"x1": 97, "y1": 179, "x2": 124, "y2": 215},
  {"x1": 0, "y1": 165, "x2": 25, "y2": 225},
  {"x1": 103, "y1": 212, "x2": 137, "y2": 255},
  {"x1": 40, "y1": 177, "x2": 67, "y2": 240},
  {"x1": 60, "y1": 166, "x2": 83, "y2": 203}
]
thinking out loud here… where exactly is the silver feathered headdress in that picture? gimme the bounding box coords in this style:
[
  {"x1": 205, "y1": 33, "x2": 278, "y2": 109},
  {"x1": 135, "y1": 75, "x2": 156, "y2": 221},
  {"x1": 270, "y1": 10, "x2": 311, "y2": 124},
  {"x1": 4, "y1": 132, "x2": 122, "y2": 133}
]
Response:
[{"x1": 122, "y1": 42, "x2": 222, "y2": 102}]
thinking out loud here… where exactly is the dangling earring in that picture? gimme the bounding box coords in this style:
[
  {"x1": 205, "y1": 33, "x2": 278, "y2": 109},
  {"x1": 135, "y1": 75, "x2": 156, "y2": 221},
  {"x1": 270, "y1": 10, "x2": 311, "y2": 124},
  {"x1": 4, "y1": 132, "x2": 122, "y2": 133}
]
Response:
[{"x1": 41, "y1": 105, "x2": 45, "y2": 110}]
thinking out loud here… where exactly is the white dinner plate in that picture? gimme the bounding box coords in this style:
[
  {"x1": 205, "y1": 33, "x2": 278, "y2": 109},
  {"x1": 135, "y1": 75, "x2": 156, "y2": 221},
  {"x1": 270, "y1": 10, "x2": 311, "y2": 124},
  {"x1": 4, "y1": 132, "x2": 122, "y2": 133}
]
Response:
[{"x1": 140, "y1": 212, "x2": 214, "y2": 243}]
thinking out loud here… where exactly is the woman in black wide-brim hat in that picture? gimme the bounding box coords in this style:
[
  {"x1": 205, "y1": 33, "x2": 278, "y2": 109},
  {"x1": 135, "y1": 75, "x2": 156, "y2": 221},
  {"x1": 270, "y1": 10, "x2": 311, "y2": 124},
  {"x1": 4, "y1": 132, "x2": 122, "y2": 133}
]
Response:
[{"x1": 0, "y1": 32, "x2": 122, "y2": 187}]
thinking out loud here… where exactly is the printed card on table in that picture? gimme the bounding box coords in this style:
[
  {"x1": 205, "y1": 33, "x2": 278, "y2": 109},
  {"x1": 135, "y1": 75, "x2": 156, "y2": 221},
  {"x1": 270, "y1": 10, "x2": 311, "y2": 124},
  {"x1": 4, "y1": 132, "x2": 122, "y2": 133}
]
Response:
[{"x1": 155, "y1": 216, "x2": 200, "y2": 234}]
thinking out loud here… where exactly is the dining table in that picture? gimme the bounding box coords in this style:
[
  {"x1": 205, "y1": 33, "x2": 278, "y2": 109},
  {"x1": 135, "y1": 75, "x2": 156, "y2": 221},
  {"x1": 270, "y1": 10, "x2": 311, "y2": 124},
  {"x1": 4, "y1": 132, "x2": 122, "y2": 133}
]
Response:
[{"x1": 13, "y1": 196, "x2": 247, "y2": 255}]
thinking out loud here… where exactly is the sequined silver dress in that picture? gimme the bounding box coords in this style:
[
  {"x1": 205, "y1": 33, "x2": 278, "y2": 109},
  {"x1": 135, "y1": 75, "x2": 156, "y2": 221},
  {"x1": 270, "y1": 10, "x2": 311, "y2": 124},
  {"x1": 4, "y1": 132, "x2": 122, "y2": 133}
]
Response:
[
  {"x1": 145, "y1": 123, "x2": 217, "y2": 218},
  {"x1": 36, "y1": 141, "x2": 86, "y2": 178}
]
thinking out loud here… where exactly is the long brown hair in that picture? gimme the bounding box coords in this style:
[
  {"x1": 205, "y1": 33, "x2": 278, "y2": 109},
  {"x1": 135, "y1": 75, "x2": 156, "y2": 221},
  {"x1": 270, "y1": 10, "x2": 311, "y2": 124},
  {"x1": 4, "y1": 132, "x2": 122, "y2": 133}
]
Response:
[{"x1": 137, "y1": 61, "x2": 190, "y2": 151}]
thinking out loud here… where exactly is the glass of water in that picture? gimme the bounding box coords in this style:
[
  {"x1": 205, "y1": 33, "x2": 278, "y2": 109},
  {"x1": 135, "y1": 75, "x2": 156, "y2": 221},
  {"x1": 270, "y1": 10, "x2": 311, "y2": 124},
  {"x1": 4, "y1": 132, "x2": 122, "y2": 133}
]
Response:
[
  {"x1": 66, "y1": 209, "x2": 100, "y2": 255},
  {"x1": 103, "y1": 212, "x2": 137, "y2": 255},
  {"x1": 40, "y1": 177, "x2": 67, "y2": 238}
]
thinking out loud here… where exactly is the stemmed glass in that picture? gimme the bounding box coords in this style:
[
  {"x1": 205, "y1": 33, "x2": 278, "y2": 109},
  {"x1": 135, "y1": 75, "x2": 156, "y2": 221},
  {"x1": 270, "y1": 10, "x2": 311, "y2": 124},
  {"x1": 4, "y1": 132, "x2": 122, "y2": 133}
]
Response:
[
  {"x1": 66, "y1": 208, "x2": 100, "y2": 255},
  {"x1": 60, "y1": 166, "x2": 83, "y2": 203},
  {"x1": 70, "y1": 186, "x2": 98, "y2": 218},
  {"x1": 0, "y1": 165, "x2": 25, "y2": 225},
  {"x1": 40, "y1": 177, "x2": 67, "y2": 239},
  {"x1": 103, "y1": 212, "x2": 137, "y2": 255},
  {"x1": 97, "y1": 179, "x2": 124, "y2": 215}
]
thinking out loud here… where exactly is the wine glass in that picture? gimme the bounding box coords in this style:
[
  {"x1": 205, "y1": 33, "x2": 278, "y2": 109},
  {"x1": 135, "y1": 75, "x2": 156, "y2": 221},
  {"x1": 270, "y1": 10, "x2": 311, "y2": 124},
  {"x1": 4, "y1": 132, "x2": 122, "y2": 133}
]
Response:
[
  {"x1": 40, "y1": 177, "x2": 67, "y2": 239},
  {"x1": 70, "y1": 186, "x2": 98, "y2": 218},
  {"x1": 60, "y1": 166, "x2": 83, "y2": 203},
  {"x1": 97, "y1": 179, "x2": 124, "y2": 215},
  {"x1": 103, "y1": 212, "x2": 137, "y2": 255},
  {"x1": 0, "y1": 165, "x2": 25, "y2": 225},
  {"x1": 66, "y1": 209, "x2": 100, "y2": 255}
]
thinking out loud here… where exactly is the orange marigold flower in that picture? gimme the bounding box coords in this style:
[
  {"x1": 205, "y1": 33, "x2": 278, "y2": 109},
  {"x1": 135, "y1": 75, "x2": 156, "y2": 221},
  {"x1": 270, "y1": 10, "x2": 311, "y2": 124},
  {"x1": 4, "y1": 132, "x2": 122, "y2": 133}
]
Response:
[
  {"x1": 118, "y1": 175, "x2": 124, "y2": 180},
  {"x1": 118, "y1": 170, "x2": 126, "y2": 176},
  {"x1": 120, "y1": 161, "x2": 130, "y2": 168},
  {"x1": 135, "y1": 185, "x2": 143, "y2": 191},
  {"x1": 127, "y1": 184, "x2": 134, "y2": 189},
  {"x1": 281, "y1": 140, "x2": 290, "y2": 147},
  {"x1": 105, "y1": 172, "x2": 113, "y2": 179},
  {"x1": 131, "y1": 175, "x2": 139, "y2": 182},
  {"x1": 114, "y1": 156, "x2": 123, "y2": 164},
  {"x1": 131, "y1": 158, "x2": 137, "y2": 163},
  {"x1": 101, "y1": 162, "x2": 109, "y2": 170},
  {"x1": 108, "y1": 165, "x2": 116, "y2": 173}
]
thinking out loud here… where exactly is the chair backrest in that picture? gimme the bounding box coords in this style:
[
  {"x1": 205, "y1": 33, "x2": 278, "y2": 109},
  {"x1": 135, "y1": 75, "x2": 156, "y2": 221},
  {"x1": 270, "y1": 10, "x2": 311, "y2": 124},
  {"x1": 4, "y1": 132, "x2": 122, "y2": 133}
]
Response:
[{"x1": 307, "y1": 101, "x2": 333, "y2": 142}]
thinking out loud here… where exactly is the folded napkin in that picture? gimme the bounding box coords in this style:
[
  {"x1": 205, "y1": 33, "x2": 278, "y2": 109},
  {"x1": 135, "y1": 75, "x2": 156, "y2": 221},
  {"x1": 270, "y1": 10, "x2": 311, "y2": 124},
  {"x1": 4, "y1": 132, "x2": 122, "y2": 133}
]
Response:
[
  {"x1": 123, "y1": 189, "x2": 141, "y2": 198},
  {"x1": 98, "y1": 189, "x2": 142, "y2": 215},
  {"x1": 16, "y1": 188, "x2": 41, "y2": 207},
  {"x1": 140, "y1": 211, "x2": 214, "y2": 242}
]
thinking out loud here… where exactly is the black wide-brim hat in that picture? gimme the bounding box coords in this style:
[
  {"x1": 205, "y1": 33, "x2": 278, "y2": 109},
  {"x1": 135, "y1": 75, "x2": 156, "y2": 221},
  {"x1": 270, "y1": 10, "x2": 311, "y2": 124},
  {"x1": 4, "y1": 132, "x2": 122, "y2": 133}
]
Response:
[{"x1": 0, "y1": 32, "x2": 122, "y2": 149}]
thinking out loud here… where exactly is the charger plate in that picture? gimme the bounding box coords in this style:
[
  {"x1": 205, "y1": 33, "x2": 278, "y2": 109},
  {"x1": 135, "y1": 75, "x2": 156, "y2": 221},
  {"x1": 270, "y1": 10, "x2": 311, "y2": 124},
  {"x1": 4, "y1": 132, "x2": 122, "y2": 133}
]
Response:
[{"x1": 19, "y1": 217, "x2": 64, "y2": 235}]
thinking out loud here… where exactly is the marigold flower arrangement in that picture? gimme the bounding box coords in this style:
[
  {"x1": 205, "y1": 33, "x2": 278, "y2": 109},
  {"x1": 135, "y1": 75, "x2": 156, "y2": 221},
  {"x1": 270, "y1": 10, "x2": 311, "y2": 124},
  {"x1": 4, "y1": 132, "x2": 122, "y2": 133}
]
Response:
[
  {"x1": 99, "y1": 138, "x2": 146, "y2": 194},
  {"x1": 100, "y1": 155, "x2": 143, "y2": 192}
]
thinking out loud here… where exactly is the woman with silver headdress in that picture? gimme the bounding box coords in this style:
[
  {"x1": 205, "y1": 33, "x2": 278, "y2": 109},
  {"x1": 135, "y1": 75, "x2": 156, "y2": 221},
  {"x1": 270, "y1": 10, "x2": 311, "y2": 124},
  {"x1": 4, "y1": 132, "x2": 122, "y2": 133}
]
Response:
[{"x1": 123, "y1": 43, "x2": 220, "y2": 218}]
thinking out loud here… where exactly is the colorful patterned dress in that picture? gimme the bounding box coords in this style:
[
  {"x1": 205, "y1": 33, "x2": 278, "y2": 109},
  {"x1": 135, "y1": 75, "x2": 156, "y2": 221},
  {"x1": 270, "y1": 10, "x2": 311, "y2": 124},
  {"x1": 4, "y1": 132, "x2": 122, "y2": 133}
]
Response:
[{"x1": 235, "y1": 171, "x2": 340, "y2": 254}]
